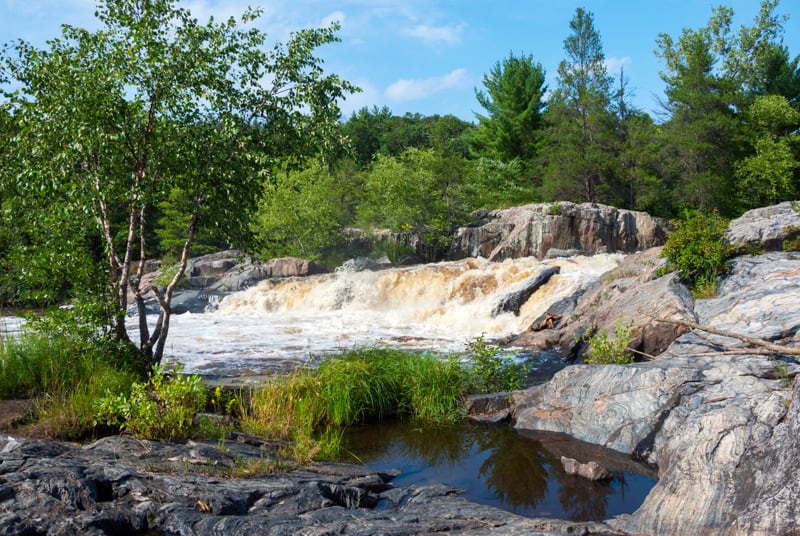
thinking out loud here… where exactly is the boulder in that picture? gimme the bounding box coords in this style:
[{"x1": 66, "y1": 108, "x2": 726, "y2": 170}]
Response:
[
  {"x1": 509, "y1": 247, "x2": 695, "y2": 360},
  {"x1": 169, "y1": 290, "x2": 218, "y2": 314},
  {"x1": 559, "y1": 270, "x2": 696, "y2": 359},
  {"x1": 560, "y1": 456, "x2": 612, "y2": 481},
  {"x1": 450, "y1": 202, "x2": 668, "y2": 261},
  {"x1": 336, "y1": 256, "x2": 393, "y2": 272},
  {"x1": 464, "y1": 392, "x2": 513, "y2": 423},
  {"x1": 190, "y1": 255, "x2": 239, "y2": 277},
  {"x1": 265, "y1": 256, "x2": 327, "y2": 278},
  {"x1": 492, "y1": 266, "x2": 560, "y2": 316},
  {"x1": 726, "y1": 201, "x2": 800, "y2": 251}
]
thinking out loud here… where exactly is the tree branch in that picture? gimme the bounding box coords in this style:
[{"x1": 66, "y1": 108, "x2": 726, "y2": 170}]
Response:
[{"x1": 654, "y1": 317, "x2": 800, "y2": 356}]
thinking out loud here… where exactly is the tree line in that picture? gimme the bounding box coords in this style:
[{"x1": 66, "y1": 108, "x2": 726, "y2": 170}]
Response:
[
  {"x1": 0, "y1": 0, "x2": 798, "y2": 365},
  {"x1": 256, "y1": 1, "x2": 800, "y2": 264}
]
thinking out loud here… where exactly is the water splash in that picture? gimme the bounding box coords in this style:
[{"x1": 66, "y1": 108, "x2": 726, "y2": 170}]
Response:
[{"x1": 149, "y1": 254, "x2": 621, "y2": 375}]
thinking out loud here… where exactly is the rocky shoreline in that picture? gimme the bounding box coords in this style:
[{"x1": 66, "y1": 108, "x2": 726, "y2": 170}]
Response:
[
  {"x1": 0, "y1": 433, "x2": 619, "y2": 535},
  {"x1": 3, "y1": 202, "x2": 800, "y2": 535}
]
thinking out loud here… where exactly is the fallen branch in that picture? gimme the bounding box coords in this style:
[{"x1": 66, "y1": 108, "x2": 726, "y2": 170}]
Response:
[
  {"x1": 628, "y1": 347, "x2": 659, "y2": 361},
  {"x1": 654, "y1": 317, "x2": 800, "y2": 356}
]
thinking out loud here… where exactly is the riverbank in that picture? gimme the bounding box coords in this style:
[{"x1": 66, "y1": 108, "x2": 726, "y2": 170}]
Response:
[{"x1": 2, "y1": 202, "x2": 799, "y2": 534}]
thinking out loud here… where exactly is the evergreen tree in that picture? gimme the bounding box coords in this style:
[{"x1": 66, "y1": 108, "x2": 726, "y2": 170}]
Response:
[
  {"x1": 472, "y1": 51, "x2": 547, "y2": 162},
  {"x1": 656, "y1": 28, "x2": 741, "y2": 213},
  {"x1": 655, "y1": 0, "x2": 788, "y2": 215},
  {"x1": 610, "y1": 68, "x2": 665, "y2": 213},
  {"x1": 540, "y1": 8, "x2": 617, "y2": 203}
]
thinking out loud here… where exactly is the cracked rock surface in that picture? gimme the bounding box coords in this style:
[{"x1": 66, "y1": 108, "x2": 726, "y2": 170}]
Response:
[{"x1": 0, "y1": 434, "x2": 615, "y2": 536}]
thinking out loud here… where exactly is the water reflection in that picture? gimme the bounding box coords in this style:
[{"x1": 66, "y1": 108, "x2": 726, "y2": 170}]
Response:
[{"x1": 344, "y1": 420, "x2": 656, "y2": 521}]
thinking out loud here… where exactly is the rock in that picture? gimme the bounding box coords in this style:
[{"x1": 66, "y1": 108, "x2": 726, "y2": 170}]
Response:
[
  {"x1": 0, "y1": 434, "x2": 615, "y2": 536},
  {"x1": 190, "y1": 254, "x2": 239, "y2": 277},
  {"x1": 725, "y1": 377, "x2": 800, "y2": 534},
  {"x1": 169, "y1": 290, "x2": 220, "y2": 315},
  {"x1": 513, "y1": 251, "x2": 800, "y2": 535},
  {"x1": 450, "y1": 202, "x2": 668, "y2": 261},
  {"x1": 546, "y1": 248, "x2": 695, "y2": 359},
  {"x1": 187, "y1": 275, "x2": 219, "y2": 288},
  {"x1": 726, "y1": 201, "x2": 800, "y2": 251},
  {"x1": 560, "y1": 456, "x2": 612, "y2": 481},
  {"x1": 492, "y1": 266, "x2": 560, "y2": 316},
  {"x1": 336, "y1": 256, "x2": 393, "y2": 272},
  {"x1": 513, "y1": 359, "x2": 705, "y2": 454},
  {"x1": 694, "y1": 252, "x2": 800, "y2": 342},
  {"x1": 465, "y1": 392, "x2": 513, "y2": 423},
  {"x1": 265, "y1": 256, "x2": 327, "y2": 278},
  {"x1": 211, "y1": 264, "x2": 270, "y2": 292}
]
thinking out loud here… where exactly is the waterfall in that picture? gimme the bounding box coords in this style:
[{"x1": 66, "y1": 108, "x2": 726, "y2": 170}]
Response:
[{"x1": 149, "y1": 254, "x2": 621, "y2": 375}]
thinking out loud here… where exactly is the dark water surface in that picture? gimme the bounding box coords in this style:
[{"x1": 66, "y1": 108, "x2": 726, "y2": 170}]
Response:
[{"x1": 344, "y1": 420, "x2": 656, "y2": 522}]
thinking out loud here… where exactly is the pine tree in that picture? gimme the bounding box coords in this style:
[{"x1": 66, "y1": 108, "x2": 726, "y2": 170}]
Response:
[{"x1": 539, "y1": 8, "x2": 617, "y2": 203}]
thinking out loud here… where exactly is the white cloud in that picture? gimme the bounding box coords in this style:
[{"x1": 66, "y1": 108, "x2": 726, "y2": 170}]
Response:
[
  {"x1": 604, "y1": 56, "x2": 632, "y2": 76},
  {"x1": 183, "y1": 0, "x2": 258, "y2": 24},
  {"x1": 338, "y1": 80, "x2": 382, "y2": 117},
  {"x1": 402, "y1": 22, "x2": 465, "y2": 45},
  {"x1": 385, "y1": 68, "x2": 469, "y2": 101},
  {"x1": 321, "y1": 11, "x2": 345, "y2": 29}
]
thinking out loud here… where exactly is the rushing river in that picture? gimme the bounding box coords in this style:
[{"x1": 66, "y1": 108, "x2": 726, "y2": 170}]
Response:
[{"x1": 133, "y1": 254, "x2": 623, "y2": 375}]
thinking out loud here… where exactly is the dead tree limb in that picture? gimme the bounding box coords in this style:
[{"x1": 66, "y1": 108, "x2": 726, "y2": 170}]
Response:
[{"x1": 654, "y1": 317, "x2": 800, "y2": 356}]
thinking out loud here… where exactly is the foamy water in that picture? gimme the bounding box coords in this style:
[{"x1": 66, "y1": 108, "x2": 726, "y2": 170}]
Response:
[
  {"x1": 135, "y1": 254, "x2": 622, "y2": 375},
  {"x1": 0, "y1": 315, "x2": 25, "y2": 336}
]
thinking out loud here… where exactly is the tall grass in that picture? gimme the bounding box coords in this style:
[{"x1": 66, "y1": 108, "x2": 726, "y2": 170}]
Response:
[
  {"x1": 241, "y1": 348, "x2": 468, "y2": 461},
  {"x1": 0, "y1": 330, "x2": 139, "y2": 439}
]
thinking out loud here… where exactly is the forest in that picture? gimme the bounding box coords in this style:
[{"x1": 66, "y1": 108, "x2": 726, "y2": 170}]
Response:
[{"x1": 0, "y1": 0, "x2": 798, "y2": 313}]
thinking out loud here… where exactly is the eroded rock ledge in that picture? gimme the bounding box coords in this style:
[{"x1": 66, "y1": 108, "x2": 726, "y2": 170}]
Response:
[
  {"x1": 0, "y1": 433, "x2": 614, "y2": 536},
  {"x1": 449, "y1": 202, "x2": 668, "y2": 261}
]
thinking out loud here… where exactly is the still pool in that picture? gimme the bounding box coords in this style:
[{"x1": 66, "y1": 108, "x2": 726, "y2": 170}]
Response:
[{"x1": 344, "y1": 420, "x2": 657, "y2": 522}]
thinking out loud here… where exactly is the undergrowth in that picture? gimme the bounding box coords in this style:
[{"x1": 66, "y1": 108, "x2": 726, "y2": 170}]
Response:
[
  {"x1": 583, "y1": 320, "x2": 635, "y2": 365},
  {"x1": 240, "y1": 348, "x2": 468, "y2": 462},
  {"x1": 0, "y1": 326, "x2": 140, "y2": 440},
  {"x1": 661, "y1": 209, "x2": 734, "y2": 298}
]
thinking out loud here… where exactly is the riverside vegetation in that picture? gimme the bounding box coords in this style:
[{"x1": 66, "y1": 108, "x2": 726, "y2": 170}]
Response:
[
  {"x1": 0, "y1": 200, "x2": 784, "y2": 457},
  {"x1": 1, "y1": 323, "x2": 527, "y2": 465}
]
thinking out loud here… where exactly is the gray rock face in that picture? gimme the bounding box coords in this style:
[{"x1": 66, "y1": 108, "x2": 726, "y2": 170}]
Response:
[
  {"x1": 510, "y1": 247, "x2": 695, "y2": 360},
  {"x1": 129, "y1": 253, "x2": 329, "y2": 315},
  {"x1": 727, "y1": 201, "x2": 800, "y2": 251},
  {"x1": 513, "y1": 251, "x2": 800, "y2": 535},
  {"x1": 695, "y1": 252, "x2": 800, "y2": 342},
  {"x1": 0, "y1": 434, "x2": 613, "y2": 536},
  {"x1": 450, "y1": 202, "x2": 668, "y2": 261},
  {"x1": 335, "y1": 256, "x2": 393, "y2": 272}
]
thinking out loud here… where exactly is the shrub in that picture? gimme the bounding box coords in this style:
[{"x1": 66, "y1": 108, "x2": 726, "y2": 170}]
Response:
[
  {"x1": 465, "y1": 335, "x2": 529, "y2": 393},
  {"x1": 661, "y1": 210, "x2": 734, "y2": 297},
  {"x1": 95, "y1": 363, "x2": 206, "y2": 441},
  {"x1": 585, "y1": 320, "x2": 634, "y2": 365}
]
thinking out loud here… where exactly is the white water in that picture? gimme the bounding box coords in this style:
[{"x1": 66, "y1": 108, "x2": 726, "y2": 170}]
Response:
[
  {"x1": 133, "y1": 254, "x2": 622, "y2": 375},
  {"x1": 0, "y1": 315, "x2": 24, "y2": 336}
]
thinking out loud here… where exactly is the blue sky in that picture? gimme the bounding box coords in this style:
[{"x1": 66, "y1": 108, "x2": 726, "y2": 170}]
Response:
[{"x1": 1, "y1": 0, "x2": 798, "y2": 122}]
